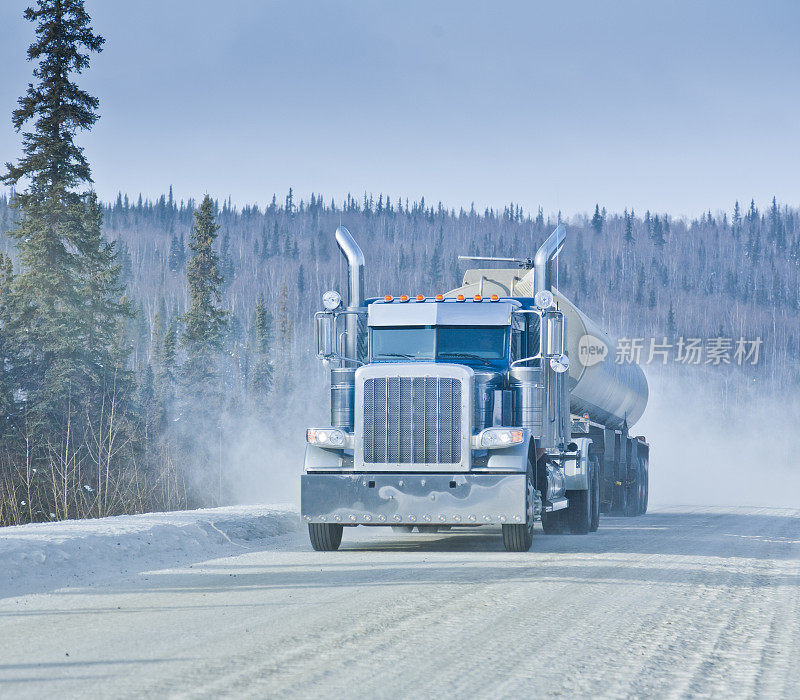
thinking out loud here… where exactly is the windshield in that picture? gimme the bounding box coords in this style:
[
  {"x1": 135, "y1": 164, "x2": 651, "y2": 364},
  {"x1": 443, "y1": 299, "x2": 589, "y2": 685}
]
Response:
[{"x1": 370, "y1": 325, "x2": 508, "y2": 364}]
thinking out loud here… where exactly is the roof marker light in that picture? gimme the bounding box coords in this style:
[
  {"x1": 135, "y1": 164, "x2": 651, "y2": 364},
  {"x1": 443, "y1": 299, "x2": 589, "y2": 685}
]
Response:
[
  {"x1": 474, "y1": 294, "x2": 482, "y2": 302},
  {"x1": 456, "y1": 294, "x2": 465, "y2": 302},
  {"x1": 435, "y1": 294, "x2": 444, "y2": 301},
  {"x1": 415, "y1": 294, "x2": 424, "y2": 301},
  {"x1": 384, "y1": 295, "x2": 393, "y2": 302},
  {"x1": 490, "y1": 294, "x2": 499, "y2": 302},
  {"x1": 400, "y1": 294, "x2": 409, "y2": 302}
]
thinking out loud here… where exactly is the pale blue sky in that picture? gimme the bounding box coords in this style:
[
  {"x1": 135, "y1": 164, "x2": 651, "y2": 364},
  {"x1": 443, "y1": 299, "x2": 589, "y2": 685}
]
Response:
[{"x1": 1, "y1": 0, "x2": 798, "y2": 217}]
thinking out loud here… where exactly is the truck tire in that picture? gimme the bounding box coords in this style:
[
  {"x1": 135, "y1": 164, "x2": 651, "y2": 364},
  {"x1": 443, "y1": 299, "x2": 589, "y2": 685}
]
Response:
[
  {"x1": 391, "y1": 525, "x2": 414, "y2": 533},
  {"x1": 640, "y1": 459, "x2": 649, "y2": 515},
  {"x1": 567, "y1": 456, "x2": 598, "y2": 535},
  {"x1": 624, "y1": 459, "x2": 642, "y2": 517},
  {"x1": 502, "y1": 460, "x2": 535, "y2": 552},
  {"x1": 308, "y1": 523, "x2": 343, "y2": 551},
  {"x1": 541, "y1": 507, "x2": 567, "y2": 534},
  {"x1": 589, "y1": 456, "x2": 601, "y2": 532}
]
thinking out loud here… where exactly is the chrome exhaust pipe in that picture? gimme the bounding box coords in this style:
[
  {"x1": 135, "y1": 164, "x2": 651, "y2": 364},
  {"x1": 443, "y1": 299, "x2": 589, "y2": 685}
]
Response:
[
  {"x1": 335, "y1": 226, "x2": 365, "y2": 366},
  {"x1": 534, "y1": 224, "x2": 566, "y2": 294}
]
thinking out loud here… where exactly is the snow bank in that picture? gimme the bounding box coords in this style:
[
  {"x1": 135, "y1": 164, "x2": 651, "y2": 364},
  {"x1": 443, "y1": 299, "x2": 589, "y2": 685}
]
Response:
[{"x1": 0, "y1": 504, "x2": 301, "y2": 599}]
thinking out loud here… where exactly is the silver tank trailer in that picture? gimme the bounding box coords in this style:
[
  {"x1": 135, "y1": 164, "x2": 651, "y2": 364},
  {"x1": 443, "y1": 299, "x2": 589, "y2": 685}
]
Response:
[{"x1": 554, "y1": 290, "x2": 648, "y2": 429}]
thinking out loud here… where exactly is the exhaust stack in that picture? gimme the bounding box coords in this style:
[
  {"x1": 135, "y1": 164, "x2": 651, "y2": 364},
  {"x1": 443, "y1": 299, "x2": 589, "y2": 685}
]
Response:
[
  {"x1": 335, "y1": 226, "x2": 365, "y2": 366},
  {"x1": 534, "y1": 225, "x2": 566, "y2": 294}
]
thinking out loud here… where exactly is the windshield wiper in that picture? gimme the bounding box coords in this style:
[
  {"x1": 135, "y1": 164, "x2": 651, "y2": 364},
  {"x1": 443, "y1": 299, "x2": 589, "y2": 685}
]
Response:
[
  {"x1": 438, "y1": 352, "x2": 493, "y2": 366},
  {"x1": 377, "y1": 352, "x2": 416, "y2": 360}
]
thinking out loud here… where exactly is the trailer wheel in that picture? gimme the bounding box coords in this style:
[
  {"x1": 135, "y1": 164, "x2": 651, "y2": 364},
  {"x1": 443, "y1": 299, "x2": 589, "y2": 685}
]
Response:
[
  {"x1": 502, "y1": 460, "x2": 535, "y2": 552},
  {"x1": 308, "y1": 523, "x2": 343, "y2": 551},
  {"x1": 640, "y1": 459, "x2": 649, "y2": 515},
  {"x1": 589, "y1": 456, "x2": 601, "y2": 532},
  {"x1": 391, "y1": 525, "x2": 414, "y2": 533},
  {"x1": 623, "y1": 461, "x2": 640, "y2": 517}
]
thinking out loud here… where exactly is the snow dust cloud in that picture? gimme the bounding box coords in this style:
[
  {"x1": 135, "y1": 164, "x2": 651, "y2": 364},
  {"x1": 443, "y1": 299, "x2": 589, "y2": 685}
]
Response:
[
  {"x1": 636, "y1": 369, "x2": 800, "y2": 508},
  {"x1": 218, "y1": 361, "x2": 799, "y2": 510},
  {"x1": 223, "y1": 371, "x2": 329, "y2": 507}
]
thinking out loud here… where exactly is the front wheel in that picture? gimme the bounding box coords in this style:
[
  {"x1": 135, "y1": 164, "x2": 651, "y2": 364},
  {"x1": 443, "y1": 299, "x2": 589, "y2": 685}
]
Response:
[
  {"x1": 502, "y1": 460, "x2": 535, "y2": 552},
  {"x1": 308, "y1": 523, "x2": 343, "y2": 551}
]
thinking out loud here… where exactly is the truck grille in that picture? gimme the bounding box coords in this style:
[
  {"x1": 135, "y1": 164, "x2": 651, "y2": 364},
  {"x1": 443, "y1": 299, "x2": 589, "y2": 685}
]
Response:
[{"x1": 362, "y1": 377, "x2": 462, "y2": 464}]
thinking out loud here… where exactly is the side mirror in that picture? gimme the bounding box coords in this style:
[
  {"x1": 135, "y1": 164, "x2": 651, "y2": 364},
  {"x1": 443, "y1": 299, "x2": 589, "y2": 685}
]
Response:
[{"x1": 315, "y1": 312, "x2": 336, "y2": 358}]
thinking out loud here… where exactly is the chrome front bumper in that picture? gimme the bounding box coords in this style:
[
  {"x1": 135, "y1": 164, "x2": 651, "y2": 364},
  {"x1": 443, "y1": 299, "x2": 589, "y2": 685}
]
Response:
[{"x1": 301, "y1": 473, "x2": 526, "y2": 525}]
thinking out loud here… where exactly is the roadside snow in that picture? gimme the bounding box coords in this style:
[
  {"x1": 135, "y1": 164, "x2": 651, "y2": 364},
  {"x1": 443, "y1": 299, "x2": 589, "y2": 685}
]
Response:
[{"x1": 0, "y1": 504, "x2": 301, "y2": 599}]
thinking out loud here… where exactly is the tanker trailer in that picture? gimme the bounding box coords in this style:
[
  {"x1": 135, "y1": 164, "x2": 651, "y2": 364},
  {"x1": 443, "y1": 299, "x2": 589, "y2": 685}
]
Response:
[{"x1": 301, "y1": 225, "x2": 650, "y2": 551}]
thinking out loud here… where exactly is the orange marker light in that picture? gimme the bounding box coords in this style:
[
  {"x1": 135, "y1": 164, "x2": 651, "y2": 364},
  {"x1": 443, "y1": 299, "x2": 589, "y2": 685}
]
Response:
[
  {"x1": 384, "y1": 295, "x2": 393, "y2": 302},
  {"x1": 456, "y1": 294, "x2": 465, "y2": 302},
  {"x1": 474, "y1": 294, "x2": 482, "y2": 302},
  {"x1": 415, "y1": 294, "x2": 424, "y2": 301},
  {"x1": 490, "y1": 294, "x2": 499, "y2": 302},
  {"x1": 435, "y1": 294, "x2": 444, "y2": 301},
  {"x1": 400, "y1": 294, "x2": 409, "y2": 302}
]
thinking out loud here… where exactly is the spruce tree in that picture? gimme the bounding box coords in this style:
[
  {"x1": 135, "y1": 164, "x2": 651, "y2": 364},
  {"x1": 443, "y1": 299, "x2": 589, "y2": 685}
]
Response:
[
  {"x1": 249, "y1": 296, "x2": 273, "y2": 409},
  {"x1": 181, "y1": 195, "x2": 228, "y2": 391},
  {"x1": 168, "y1": 233, "x2": 184, "y2": 272},
  {"x1": 0, "y1": 254, "x2": 15, "y2": 430},
  {"x1": 591, "y1": 204, "x2": 604, "y2": 235},
  {"x1": 651, "y1": 215, "x2": 666, "y2": 247},
  {"x1": 623, "y1": 210, "x2": 635, "y2": 245},
  {"x1": 1, "y1": 1, "x2": 131, "y2": 467}
]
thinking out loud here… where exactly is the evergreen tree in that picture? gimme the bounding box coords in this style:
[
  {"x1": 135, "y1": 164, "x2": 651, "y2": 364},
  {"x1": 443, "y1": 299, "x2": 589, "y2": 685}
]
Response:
[
  {"x1": 623, "y1": 209, "x2": 635, "y2": 244},
  {"x1": 249, "y1": 295, "x2": 273, "y2": 406},
  {"x1": 219, "y1": 229, "x2": 235, "y2": 284},
  {"x1": 0, "y1": 254, "x2": 15, "y2": 429},
  {"x1": 732, "y1": 200, "x2": 741, "y2": 239},
  {"x1": 168, "y1": 233, "x2": 184, "y2": 272},
  {"x1": 181, "y1": 195, "x2": 228, "y2": 399},
  {"x1": 1, "y1": 0, "x2": 131, "y2": 439},
  {"x1": 651, "y1": 215, "x2": 666, "y2": 247},
  {"x1": 591, "y1": 204, "x2": 604, "y2": 235},
  {"x1": 0, "y1": 0, "x2": 134, "y2": 520}
]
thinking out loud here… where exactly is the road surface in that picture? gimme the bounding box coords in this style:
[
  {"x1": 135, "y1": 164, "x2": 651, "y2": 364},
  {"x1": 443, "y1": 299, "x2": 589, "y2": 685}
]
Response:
[{"x1": 1, "y1": 506, "x2": 798, "y2": 698}]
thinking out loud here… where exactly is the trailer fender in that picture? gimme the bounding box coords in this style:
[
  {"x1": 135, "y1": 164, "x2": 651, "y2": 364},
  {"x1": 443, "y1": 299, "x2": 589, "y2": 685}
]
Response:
[{"x1": 564, "y1": 437, "x2": 593, "y2": 490}]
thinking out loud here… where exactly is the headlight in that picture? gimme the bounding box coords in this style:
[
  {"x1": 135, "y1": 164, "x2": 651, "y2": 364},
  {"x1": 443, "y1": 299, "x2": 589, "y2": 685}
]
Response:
[
  {"x1": 476, "y1": 428, "x2": 524, "y2": 449},
  {"x1": 307, "y1": 427, "x2": 347, "y2": 447}
]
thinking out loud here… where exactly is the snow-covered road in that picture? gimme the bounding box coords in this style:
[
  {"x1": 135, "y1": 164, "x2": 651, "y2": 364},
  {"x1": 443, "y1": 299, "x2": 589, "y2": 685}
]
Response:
[{"x1": 1, "y1": 506, "x2": 798, "y2": 698}]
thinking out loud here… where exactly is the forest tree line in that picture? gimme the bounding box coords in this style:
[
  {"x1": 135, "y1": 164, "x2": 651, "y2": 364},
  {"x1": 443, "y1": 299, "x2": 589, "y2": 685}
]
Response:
[{"x1": 3, "y1": 186, "x2": 798, "y2": 525}]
